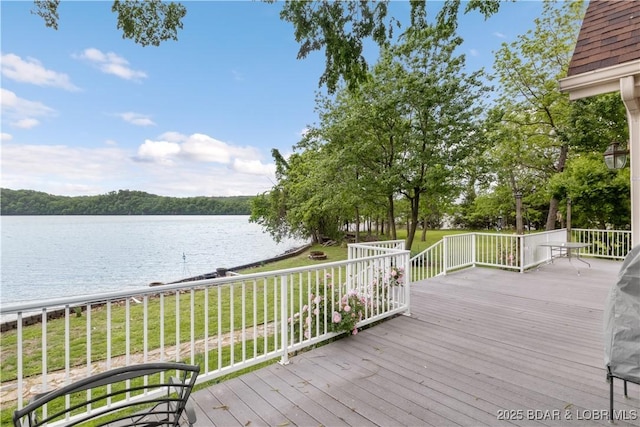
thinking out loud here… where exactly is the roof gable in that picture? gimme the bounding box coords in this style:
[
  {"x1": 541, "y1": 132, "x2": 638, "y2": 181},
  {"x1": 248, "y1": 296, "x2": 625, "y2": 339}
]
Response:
[{"x1": 567, "y1": 1, "x2": 640, "y2": 77}]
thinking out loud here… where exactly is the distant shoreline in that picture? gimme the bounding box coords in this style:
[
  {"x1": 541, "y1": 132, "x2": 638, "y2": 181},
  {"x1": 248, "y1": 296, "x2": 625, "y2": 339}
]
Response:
[
  {"x1": 164, "y1": 243, "x2": 313, "y2": 285},
  {"x1": 1, "y1": 188, "x2": 253, "y2": 216}
]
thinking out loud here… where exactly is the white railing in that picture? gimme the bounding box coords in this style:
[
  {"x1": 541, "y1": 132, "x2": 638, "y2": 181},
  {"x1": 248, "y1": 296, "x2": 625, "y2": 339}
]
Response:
[
  {"x1": 473, "y1": 232, "x2": 520, "y2": 271},
  {"x1": 571, "y1": 229, "x2": 632, "y2": 259},
  {"x1": 0, "y1": 243, "x2": 410, "y2": 422},
  {"x1": 410, "y1": 240, "x2": 445, "y2": 282},
  {"x1": 347, "y1": 239, "x2": 406, "y2": 259},
  {"x1": 410, "y1": 228, "x2": 628, "y2": 280},
  {"x1": 520, "y1": 229, "x2": 567, "y2": 269},
  {"x1": 443, "y1": 233, "x2": 476, "y2": 271}
]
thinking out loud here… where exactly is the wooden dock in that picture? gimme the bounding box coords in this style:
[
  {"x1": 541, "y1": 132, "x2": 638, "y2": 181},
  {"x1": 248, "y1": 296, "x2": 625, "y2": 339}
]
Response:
[{"x1": 189, "y1": 258, "x2": 640, "y2": 426}]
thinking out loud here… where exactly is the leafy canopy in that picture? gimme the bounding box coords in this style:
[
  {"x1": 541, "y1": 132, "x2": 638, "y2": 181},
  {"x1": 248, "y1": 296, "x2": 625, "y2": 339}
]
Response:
[
  {"x1": 32, "y1": 0, "x2": 501, "y2": 91},
  {"x1": 32, "y1": 0, "x2": 186, "y2": 47}
]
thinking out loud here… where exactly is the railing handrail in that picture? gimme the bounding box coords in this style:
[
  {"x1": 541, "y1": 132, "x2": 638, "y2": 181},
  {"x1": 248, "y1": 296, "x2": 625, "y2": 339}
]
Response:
[
  {"x1": 2, "y1": 243, "x2": 412, "y2": 418},
  {"x1": 1, "y1": 250, "x2": 410, "y2": 316},
  {"x1": 409, "y1": 228, "x2": 631, "y2": 280}
]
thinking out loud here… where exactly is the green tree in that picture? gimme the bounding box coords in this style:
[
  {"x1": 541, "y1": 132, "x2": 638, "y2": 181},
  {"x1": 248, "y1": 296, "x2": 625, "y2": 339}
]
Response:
[
  {"x1": 390, "y1": 15, "x2": 489, "y2": 249},
  {"x1": 492, "y1": 0, "x2": 586, "y2": 230},
  {"x1": 32, "y1": 0, "x2": 186, "y2": 46},
  {"x1": 33, "y1": 0, "x2": 501, "y2": 93},
  {"x1": 549, "y1": 155, "x2": 630, "y2": 229},
  {"x1": 279, "y1": 0, "x2": 502, "y2": 92},
  {"x1": 0, "y1": 188, "x2": 252, "y2": 215}
]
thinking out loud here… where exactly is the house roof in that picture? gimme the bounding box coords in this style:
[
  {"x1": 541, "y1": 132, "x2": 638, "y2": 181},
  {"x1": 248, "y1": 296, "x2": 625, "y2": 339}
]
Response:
[{"x1": 567, "y1": 1, "x2": 640, "y2": 77}]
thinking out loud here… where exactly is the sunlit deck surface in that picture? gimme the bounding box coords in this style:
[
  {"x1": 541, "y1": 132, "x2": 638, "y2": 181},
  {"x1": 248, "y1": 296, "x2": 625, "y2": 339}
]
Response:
[{"x1": 190, "y1": 258, "x2": 640, "y2": 426}]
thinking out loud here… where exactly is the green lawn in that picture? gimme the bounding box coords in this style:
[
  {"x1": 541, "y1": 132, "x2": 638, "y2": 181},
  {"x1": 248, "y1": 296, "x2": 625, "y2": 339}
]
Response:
[{"x1": 0, "y1": 229, "x2": 468, "y2": 423}]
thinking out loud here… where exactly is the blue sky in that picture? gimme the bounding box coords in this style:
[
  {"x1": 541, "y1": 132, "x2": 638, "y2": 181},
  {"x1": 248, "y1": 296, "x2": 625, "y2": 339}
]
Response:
[{"x1": 1, "y1": 1, "x2": 545, "y2": 197}]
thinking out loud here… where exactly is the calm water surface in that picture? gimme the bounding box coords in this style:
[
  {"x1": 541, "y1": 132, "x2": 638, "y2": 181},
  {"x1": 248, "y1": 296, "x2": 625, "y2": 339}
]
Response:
[{"x1": 1, "y1": 216, "x2": 306, "y2": 305}]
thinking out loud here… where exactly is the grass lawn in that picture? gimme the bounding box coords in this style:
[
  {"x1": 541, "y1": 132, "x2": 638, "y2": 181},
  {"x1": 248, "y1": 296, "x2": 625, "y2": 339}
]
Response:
[
  {"x1": 240, "y1": 228, "x2": 471, "y2": 273},
  {"x1": 0, "y1": 228, "x2": 471, "y2": 423}
]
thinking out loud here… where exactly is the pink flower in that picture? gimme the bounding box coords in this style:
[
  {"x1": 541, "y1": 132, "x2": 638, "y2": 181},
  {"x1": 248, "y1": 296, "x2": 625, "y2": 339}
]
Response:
[
  {"x1": 313, "y1": 308, "x2": 319, "y2": 316},
  {"x1": 332, "y1": 311, "x2": 342, "y2": 323},
  {"x1": 352, "y1": 328, "x2": 358, "y2": 335},
  {"x1": 305, "y1": 316, "x2": 311, "y2": 325},
  {"x1": 343, "y1": 304, "x2": 351, "y2": 313},
  {"x1": 302, "y1": 304, "x2": 309, "y2": 312},
  {"x1": 314, "y1": 296, "x2": 322, "y2": 304},
  {"x1": 304, "y1": 330, "x2": 310, "y2": 339}
]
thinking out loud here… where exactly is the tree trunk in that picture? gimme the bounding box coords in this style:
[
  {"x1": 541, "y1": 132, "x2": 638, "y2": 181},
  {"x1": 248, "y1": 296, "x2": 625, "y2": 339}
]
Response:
[
  {"x1": 545, "y1": 197, "x2": 560, "y2": 230},
  {"x1": 546, "y1": 143, "x2": 569, "y2": 231},
  {"x1": 387, "y1": 195, "x2": 396, "y2": 240},
  {"x1": 355, "y1": 207, "x2": 360, "y2": 243},
  {"x1": 515, "y1": 194, "x2": 524, "y2": 235},
  {"x1": 405, "y1": 191, "x2": 420, "y2": 251},
  {"x1": 421, "y1": 219, "x2": 427, "y2": 242}
]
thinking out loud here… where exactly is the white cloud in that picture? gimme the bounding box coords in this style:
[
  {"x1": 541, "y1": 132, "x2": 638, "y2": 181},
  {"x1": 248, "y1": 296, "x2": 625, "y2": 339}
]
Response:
[
  {"x1": 181, "y1": 134, "x2": 233, "y2": 164},
  {"x1": 135, "y1": 132, "x2": 275, "y2": 181},
  {"x1": 1, "y1": 130, "x2": 277, "y2": 197},
  {"x1": 469, "y1": 49, "x2": 480, "y2": 57},
  {"x1": 1, "y1": 53, "x2": 80, "y2": 91},
  {"x1": 157, "y1": 131, "x2": 185, "y2": 143},
  {"x1": 75, "y1": 48, "x2": 147, "y2": 81},
  {"x1": 1, "y1": 132, "x2": 13, "y2": 141},
  {"x1": 1, "y1": 144, "x2": 131, "y2": 192},
  {"x1": 13, "y1": 118, "x2": 40, "y2": 129},
  {"x1": 147, "y1": 132, "x2": 261, "y2": 165},
  {"x1": 137, "y1": 139, "x2": 181, "y2": 165},
  {"x1": 494, "y1": 32, "x2": 506, "y2": 39},
  {"x1": 1, "y1": 88, "x2": 56, "y2": 128},
  {"x1": 232, "y1": 158, "x2": 276, "y2": 176},
  {"x1": 1, "y1": 140, "x2": 275, "y2": 197},
  {"x1": 118, "y1": 112, "x2": 156, "y2": 126}
]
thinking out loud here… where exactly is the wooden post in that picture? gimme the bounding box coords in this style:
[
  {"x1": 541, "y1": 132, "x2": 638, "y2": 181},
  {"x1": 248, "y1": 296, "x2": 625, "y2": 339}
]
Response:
[
  {"x1": 566, "y1": 197, "x2": 572, "y2": 242},
  {"x1": 515, "y1": 192, "x2": 524, "y2": 235}
]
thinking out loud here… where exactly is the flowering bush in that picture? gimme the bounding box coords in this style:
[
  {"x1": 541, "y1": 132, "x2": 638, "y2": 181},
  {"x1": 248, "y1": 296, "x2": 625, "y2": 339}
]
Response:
[
  {"x1": 288, "y1": 266, "x2": 403, "y2": 341},
  {"x1": 330, "y1": 289, "x2": 367, "y2": 335},
  {"x1": 387, "y1": 266, "x2": 404, "y2": 287},
  {"x1": 288, "y1": 275, "x2": 367, "y2": 339}
]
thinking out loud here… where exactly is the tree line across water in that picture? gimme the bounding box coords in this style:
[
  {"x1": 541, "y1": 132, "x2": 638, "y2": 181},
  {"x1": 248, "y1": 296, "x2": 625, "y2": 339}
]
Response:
[{"x1": 0, "y1": 189, "x2": 253, "y2": 215}]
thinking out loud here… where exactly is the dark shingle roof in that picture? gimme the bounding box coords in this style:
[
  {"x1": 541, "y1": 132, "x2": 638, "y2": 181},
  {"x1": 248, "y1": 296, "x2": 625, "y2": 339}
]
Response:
[{"x1": 567, "y1": 0, "x2": 640, "y2": 77}]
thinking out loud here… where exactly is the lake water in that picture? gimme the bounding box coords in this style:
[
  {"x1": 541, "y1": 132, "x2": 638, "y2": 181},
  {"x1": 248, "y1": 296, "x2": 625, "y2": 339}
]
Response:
[{"x1": 1, "y1": 216, "x2": 307, "y2": 305}]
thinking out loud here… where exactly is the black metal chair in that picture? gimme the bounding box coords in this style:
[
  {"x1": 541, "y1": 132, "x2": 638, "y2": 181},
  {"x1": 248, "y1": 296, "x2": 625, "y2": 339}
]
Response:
[
  {"x1": 13, "y1": 362, "x2": 200, "y2": 427},
  {"x1": 607, "y1": 366, "x2": 639, "y2": 422}
]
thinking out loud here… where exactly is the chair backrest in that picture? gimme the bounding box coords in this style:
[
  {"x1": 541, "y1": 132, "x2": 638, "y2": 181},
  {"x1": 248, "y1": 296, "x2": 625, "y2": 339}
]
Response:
[{"x1": 13, "y1": 362, "x2": 200, "y2": 427}]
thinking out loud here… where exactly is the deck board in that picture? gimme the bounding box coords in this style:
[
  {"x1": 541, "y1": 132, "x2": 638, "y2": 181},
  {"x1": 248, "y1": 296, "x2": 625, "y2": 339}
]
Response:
[{"x1": 191, "y1": 259, "x2": 640, "y2": 426}]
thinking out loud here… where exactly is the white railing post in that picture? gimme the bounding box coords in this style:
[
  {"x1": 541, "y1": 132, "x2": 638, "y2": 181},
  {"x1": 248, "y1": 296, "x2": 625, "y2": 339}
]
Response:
[
  {"x1": 17, "y1": 312, "x2": 23, "y2": 409},
  {"x1": 443, "y1": 236, "x2": 449, "y2": 275},
  {"x1": 472, "y1": 233, "x2": 477, "y2": 268},
  {"x1": 519, "y1": 235, "x2": 525, "y2": 274},
  {"x1": 403, "y1": 251, "x2": 411, "y2": 317},
  {"x1": 279, "y1": 274, "x2": 289, "y2": 365}
]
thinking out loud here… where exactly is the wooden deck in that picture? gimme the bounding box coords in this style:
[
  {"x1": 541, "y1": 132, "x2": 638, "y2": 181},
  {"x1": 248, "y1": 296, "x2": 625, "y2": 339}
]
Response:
[{"x1": 189, "y1": 258, "x2": 640, "y2": 426}]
